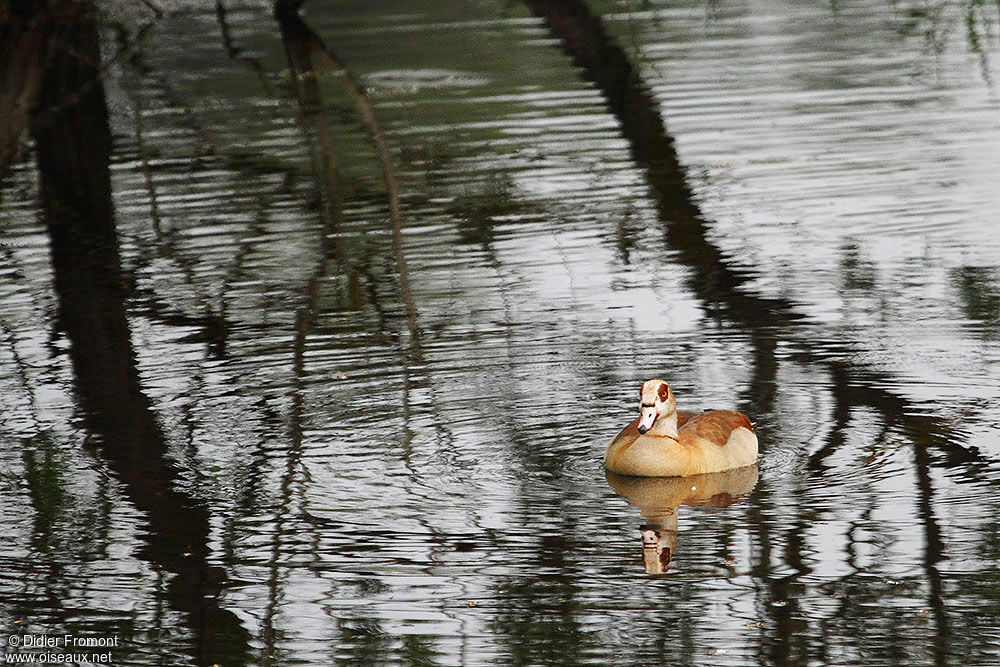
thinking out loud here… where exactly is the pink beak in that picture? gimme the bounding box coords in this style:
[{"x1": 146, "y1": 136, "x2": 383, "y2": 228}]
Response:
[{"x1": 637, "y1": 407, "x2": 657, "y2": 434}]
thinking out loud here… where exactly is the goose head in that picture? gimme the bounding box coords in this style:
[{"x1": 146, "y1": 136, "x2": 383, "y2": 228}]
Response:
[
  {"x1": 637, "y1": 379, "x2": 675, "y2": 434},
  {"x1": 640, "y1": 525, "x2": 674, "y2": 574}
]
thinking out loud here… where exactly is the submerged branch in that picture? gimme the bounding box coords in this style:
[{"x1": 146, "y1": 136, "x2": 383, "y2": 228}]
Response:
[
  {"x1": 22, "y1": 0, "x2": 250, "y2": 660},
  {"x1": 275, "y1": 5, "x2": 421, "y2": 352}
]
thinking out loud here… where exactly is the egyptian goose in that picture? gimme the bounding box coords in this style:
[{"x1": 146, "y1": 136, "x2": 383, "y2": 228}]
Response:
[{"x1": 604, "y1": 379, "x2": 758, "y2": 477}]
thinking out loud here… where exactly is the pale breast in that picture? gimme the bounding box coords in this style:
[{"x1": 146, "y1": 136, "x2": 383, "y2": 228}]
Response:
[{"x1": 605, "y1": 411, "x2": 757, "y2": 476}]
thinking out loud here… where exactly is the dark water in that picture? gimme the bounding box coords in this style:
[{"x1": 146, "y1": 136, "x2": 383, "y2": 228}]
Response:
[{"x1": 2, "y1": 0, "x2": 1000, "y2": 665}]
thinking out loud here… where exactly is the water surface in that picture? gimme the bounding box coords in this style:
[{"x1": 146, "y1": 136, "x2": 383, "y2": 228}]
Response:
[{"x1": 2, "y1": 0, "x2": 1000, "y2": 665}]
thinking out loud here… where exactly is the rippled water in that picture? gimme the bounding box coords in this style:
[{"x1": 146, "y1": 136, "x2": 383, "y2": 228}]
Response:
[{"x1": 2, "y1": 0, "x2": 1000, "y2": 665}]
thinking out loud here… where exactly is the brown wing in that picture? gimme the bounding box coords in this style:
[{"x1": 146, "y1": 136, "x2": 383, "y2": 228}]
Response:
[
  {"x1": 679, "y1": 410, "x2": 753, "y2": 447},
  {"x1": 676, "y1": 411, "x2": 698, "y2": 428}
]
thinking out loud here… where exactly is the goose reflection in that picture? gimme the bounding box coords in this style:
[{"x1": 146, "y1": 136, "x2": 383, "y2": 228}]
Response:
[{"x1": 606, "y1": 466, "x2": 758, "y2": 574}]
